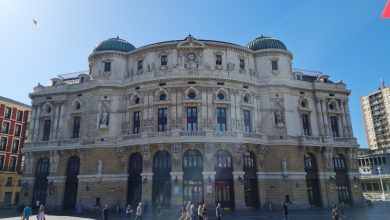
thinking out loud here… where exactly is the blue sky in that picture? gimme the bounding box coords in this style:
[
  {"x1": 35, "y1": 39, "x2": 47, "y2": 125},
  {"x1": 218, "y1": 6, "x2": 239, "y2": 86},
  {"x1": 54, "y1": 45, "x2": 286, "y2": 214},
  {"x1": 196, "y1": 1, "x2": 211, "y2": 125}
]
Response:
[{"x1": 0, "y1": 0, "x2": 389, "y2": 148}]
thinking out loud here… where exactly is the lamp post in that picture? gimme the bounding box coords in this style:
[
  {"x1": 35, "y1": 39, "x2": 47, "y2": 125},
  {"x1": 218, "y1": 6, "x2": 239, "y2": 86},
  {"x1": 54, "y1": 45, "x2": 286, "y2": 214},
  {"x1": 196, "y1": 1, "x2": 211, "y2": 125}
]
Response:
[{"x1": 378, "y1": 167, "x2": 386, "y2": 201}]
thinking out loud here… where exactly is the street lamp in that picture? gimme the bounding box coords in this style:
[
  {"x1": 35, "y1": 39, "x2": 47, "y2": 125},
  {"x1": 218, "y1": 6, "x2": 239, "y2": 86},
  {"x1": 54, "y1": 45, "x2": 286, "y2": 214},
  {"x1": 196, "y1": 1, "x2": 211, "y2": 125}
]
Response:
[{"x1": 378, "y1": 167, "x2": 386, "y2": 201}]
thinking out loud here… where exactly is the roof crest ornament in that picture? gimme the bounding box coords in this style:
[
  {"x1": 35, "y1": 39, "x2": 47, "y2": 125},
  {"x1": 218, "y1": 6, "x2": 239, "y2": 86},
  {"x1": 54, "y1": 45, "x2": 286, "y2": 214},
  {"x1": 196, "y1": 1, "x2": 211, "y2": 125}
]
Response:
[{"x1": 178, "y1": 34, "x2": 205, "y2": 48}]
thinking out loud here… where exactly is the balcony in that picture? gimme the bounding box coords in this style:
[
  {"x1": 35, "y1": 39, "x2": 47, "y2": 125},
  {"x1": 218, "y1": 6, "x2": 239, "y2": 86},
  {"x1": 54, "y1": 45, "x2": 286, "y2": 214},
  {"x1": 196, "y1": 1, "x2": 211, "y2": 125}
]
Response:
[{"x1": 0, "y1": 166, "x2": 22, "y2": 174}]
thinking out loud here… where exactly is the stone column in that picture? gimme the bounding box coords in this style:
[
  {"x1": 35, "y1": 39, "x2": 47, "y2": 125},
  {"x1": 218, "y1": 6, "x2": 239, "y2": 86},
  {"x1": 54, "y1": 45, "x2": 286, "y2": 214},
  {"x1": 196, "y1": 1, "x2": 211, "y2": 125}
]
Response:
[
  {"x1": 141, "y1": 172, "x2": 153, "y2": 206},
  {"x1": 32, "y1": 105, "x2": 41, "y2": 141},
  {"x1": 321, "y1": 99, "x2": 330, "y2": 136},
  {"x1": 46, "y1": 176, "x2": 67, "y2": 210},
  {"x1": 170, "y1": 172, "x2": 183, "y2": 209},
  {"x1": 339, "y1": 100, "x2": 348, "y2": 137},
  {"x1": 337, "y1": 114, "x2": 344, "y2": 137},
  {"x1": 57, "y1": 102, "x2": 66, "y2": 139},
  {"x1": 202, "y1": 171, "x2": 216, "y2": 206},
  {"x1": 315, "y1": 98, "x2": 325, "y2": 136},
  {"x1": 20, "y1": 177, "x2": 35, "y2": 207},
  {"x1": 344, "y1": 100, "x2": 354, "y2": 137},
  {"x1": 232, "y1": 171, "x2": 245, "y2": 209}
]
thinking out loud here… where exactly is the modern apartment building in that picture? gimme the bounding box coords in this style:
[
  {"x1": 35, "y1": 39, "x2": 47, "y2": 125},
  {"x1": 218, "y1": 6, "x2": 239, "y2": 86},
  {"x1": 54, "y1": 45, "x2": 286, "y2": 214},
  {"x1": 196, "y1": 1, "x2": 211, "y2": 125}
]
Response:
[{"x1": 0, "y1": 96, "x2": 30, "y2": 207}]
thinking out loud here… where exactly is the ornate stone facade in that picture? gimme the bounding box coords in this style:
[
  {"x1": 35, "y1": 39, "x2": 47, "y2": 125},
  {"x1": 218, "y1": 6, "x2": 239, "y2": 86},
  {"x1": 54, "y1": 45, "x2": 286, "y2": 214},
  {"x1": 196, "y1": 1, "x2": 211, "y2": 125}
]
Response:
[{"x1": 21, "y1": 35, "x2": 362, "y2": 211}]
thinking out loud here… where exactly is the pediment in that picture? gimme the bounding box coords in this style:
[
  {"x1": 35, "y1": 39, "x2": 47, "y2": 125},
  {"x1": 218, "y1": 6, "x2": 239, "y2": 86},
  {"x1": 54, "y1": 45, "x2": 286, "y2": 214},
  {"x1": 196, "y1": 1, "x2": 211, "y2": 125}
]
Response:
[{"x1": 177, "y1": 34, "x2": 205, "y2": 48}]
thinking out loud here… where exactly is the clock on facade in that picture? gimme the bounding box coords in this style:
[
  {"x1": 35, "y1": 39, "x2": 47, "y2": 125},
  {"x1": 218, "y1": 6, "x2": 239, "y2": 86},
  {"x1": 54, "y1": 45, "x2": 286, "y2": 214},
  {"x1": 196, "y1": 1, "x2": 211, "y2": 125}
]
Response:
[{"x1": 187, "y1": 52, "x2": 196, "y2": 61}]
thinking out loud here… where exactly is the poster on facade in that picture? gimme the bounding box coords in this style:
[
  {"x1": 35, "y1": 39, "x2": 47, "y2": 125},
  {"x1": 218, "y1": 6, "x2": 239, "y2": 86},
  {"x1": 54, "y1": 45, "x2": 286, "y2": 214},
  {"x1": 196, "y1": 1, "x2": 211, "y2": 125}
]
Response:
[{"x1": 206, "y1": 185, "x2": 212, "y2": 194}]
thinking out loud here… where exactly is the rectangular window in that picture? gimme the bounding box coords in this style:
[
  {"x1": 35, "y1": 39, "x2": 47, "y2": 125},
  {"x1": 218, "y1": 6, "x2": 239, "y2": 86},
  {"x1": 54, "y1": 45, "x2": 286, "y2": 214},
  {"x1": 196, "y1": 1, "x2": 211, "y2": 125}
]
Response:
[
  {"x1": 161, "y1": 55, "x2": 167, "y2": 66},
  {"x1": 187, "y1": 107, "x2": 198, "y2": 131},
  {"x1": 0, "y1": 137, "x2": 7, "y2": 151},
  {"x1": 42, "y1": 120, "x2": 51, "y2": 141},
  {"x1": 243, "y1": 110, "x2": 251, "y2": 132},
  {"x1": 6, "y1": 177, "x2": 12, "y2": 186},
  {"x1": 138, "y1": 60, "x2": 143, "y2": 70},
  {"x1": 271, "y1": 60, "x2": 278, "y2": 71},
  {"x1": 216, "y1": 55, "x2": 222, "y2": 65},
  {"x1": 1, "y1": 122, "x2": 10, "y2": 134},
  {"x1": 9, "y1": 156, "x2": 16, "y2": 171},
  {"x1": 5, "y1": 107, "x2": 12, "y2": 118},
  {"x1": 133, "y1": 111, "x2": 141, "y2": 134},
  {"x1": 217, "y1": 107, "x2": 227, "y2": 131},
  {"x1": 104, "y1": 62, "x2": 111, "y2": 72},
  {"x1": 0, "y1": 155, "x2": 4, "y2": 170},
  {"x1": 240, "y1": 59, "x2": 245, "y2": 69},
  {"x1": 330, "y1": 116, "x2": 339, "y2": 137},
  {"x1": 12, "y1": 139, "x2": 19, "y2": 153},
  {"x1": 14, "y1": 124, "x2": 22, "y2": 137},
  {"x1": 16, "y1": 110, "x2": 23, "y2": 121},
  {"x1": 72, "y1": 116, "x2": 81, "y2": 139},
  {"x1": 158, "y1": 108, "x2": 168, "y2": 132},
  {"x1": 302, "y1": 114, "x2": 311, "y2": 136}
]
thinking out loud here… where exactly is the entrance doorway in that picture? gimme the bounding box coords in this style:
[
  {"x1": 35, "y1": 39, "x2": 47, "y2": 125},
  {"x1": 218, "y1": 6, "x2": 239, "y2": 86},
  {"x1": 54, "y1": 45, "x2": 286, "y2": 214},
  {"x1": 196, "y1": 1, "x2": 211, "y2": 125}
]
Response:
[
  {"x1": 183, "y1": 149, "x2": 203, "y2": 203},
  {"x1": 215, "y1": 150, "x2": 234, "y2": 209},
  {"x1": 32, "y1": 158, "x2": 50, "y2": 207},
  {"x1": 243, "y1": 151, "x2": 259, "y2": 209},
  {"x1": 304, "y1": 153, "x2": 321, "y2": 207},
  {"x1": 152, "y1": 150, "x2": 171, "y2": 209},
  {"x1": 127, "y1": 153, "x2": 143, "y2": 207},
  {"x1": 63, "y1": 156, "x2": 80, "y2": 210}
]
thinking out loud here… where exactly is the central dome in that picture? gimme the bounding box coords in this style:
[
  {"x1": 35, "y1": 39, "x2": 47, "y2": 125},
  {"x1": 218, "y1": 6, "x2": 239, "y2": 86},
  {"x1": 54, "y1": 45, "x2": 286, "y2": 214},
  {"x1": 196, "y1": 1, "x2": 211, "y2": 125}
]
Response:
[
  {"x1": 246, "y1": 35, "x2": 287, "y2": 51},
  {"x1": 93, "y1": 36, "x2": 136, "y2": 53}
]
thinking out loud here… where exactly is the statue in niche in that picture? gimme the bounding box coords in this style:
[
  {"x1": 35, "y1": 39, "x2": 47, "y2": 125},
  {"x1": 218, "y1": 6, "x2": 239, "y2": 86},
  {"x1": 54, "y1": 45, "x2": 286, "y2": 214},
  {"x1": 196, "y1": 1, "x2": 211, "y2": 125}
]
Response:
[
  {"x1": 281, "y1": 158, "x2": 288, "y2": 177},
  {"x1": 274, "y1": 109, "x2": 284, "y2": 126},
  {"x1": 99, "y1": 109, "x2": 109, "y2": 128},
  {"x1": 97, "y1": 160, "x2": 103, "y2": 175}
]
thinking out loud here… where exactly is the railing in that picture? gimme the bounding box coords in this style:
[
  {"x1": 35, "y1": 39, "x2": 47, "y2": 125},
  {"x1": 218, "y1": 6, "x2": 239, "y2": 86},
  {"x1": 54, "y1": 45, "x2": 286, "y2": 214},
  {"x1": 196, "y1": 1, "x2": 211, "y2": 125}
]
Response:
[{"x1": 179, "y1": 131, "x2": 206, "y2": 136}]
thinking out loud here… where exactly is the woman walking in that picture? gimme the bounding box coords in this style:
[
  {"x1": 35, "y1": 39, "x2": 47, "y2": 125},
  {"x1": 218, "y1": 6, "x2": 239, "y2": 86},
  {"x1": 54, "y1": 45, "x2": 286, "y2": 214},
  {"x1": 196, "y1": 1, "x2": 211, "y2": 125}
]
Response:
[{"x1": 37, "y1": 205, "x2": 45, "y2": 220}]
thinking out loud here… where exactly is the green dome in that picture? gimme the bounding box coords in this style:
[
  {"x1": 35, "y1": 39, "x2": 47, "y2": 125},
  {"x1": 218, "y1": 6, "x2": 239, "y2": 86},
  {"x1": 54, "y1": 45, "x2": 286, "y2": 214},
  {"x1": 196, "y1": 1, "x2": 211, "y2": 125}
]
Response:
[
  {"x1": 93, "y1": 37, "x2": 136, "y2": 53},
  {"x1": 246, "y1": 35, "x2": 287, "y2": 51}
]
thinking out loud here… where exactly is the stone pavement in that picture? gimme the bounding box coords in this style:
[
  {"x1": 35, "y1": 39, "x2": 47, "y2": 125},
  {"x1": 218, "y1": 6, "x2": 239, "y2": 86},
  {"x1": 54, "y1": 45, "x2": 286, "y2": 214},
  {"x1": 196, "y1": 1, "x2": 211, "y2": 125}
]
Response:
[{"x1": 1, "y1": 202, "x2": 390, "y2": 220}]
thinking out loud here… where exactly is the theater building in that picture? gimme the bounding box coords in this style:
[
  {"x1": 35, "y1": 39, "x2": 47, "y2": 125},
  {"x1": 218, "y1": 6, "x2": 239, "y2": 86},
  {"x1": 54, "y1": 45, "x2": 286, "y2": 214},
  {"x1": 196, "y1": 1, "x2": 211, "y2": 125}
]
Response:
[{"x1": 21, "y1": 35, "x2": 362, "y2": 211}]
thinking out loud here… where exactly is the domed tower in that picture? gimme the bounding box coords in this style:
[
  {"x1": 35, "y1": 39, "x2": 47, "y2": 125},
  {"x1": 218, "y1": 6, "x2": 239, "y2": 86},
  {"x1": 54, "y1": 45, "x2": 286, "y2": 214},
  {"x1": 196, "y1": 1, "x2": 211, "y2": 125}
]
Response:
[
  {"x1": 88, "y1": 36, "x2": 136, "y2": 80},
  {"x1": 246, "y1": 35, "x2": 292, "y2": 80}
]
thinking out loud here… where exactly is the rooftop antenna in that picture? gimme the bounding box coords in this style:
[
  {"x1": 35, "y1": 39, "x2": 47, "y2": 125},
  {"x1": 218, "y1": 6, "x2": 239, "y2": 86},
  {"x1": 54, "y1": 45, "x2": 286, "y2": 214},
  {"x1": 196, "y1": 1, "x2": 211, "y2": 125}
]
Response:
[{"x1": 380, "y1": 78, "x2": 385, "y2": 88}]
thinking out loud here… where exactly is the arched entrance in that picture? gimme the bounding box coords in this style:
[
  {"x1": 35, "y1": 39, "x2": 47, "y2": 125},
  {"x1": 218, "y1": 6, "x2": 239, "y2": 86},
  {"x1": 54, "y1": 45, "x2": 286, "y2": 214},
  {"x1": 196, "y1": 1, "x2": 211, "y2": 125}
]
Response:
[
  {"x1": 215, "y1": 150, "x2": 234, "y2": 209},
  {"x1": 183, "y1": 149, "x2": 203, "y2": 203},
  {"x1": 304, "y1": 153, "x2": 321, "y2": 207},
  {"x1": 32, "y1": 158, "x2": 50, "y2": 206},
  {"x1": 63, "y1": 156, "x2": 80, "y2": 210},
  {"x1": 334, "y1": 154, "x2": 351, "y2": 204},
  {"x1": 243, "y1": 151, "x2": 259, "y2": 209},
  {"x1": 152, "y1": 150, "x2": 171, "y2": 209},
  {"x1": 127, "y1": 153, "x2": 143, "y2": 207}
]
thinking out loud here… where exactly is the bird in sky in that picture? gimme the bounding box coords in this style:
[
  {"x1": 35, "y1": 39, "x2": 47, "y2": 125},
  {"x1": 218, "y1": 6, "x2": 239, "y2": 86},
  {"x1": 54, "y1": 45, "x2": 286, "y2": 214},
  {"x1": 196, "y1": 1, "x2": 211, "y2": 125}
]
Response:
[{"x1": 32, "y1": 19, "x2": 38, "y2": 26}]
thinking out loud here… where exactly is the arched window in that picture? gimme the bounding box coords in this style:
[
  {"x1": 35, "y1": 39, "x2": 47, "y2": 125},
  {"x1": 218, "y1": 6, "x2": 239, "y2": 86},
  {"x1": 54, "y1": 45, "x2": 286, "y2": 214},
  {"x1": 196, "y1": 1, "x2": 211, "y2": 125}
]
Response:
[
  {"x1": 215, "y1": 150, "x2": 234, "y2": 209},
  {"x1": 333, "y1": 154, "x2": 351, "y2": 204},
  {"x1": 243, "y1": 151, "x2": 259, "y2": 209},
  {"x1": 64, "y1": 156, "x2": 80, "y2": 210},
  {"x1": 153, "y1": 150, "x2": 171, "y2": 208},
  {"x1": 183, "y1": 150, "x2": 203, "y2": 203},
  {"x1": 33, "y1": 158, "x2": 50, "y2": 206},
  {"x1": 243, "y1": 151, "x2": 256, "y2": 171},
  {"x1": 128, "y1": 153, "x2": 143, "y2": 207},
  {"x1": 304, "y1": 153, "x2": 321, "y2": 207}
]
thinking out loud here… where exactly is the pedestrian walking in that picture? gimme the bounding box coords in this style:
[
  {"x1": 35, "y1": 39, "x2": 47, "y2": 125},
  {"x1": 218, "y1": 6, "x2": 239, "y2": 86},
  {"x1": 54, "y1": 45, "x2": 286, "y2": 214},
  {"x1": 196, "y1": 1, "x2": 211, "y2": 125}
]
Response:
[
  {"x1": 185, "y1": 201, "x2": 192, "y2": 220},
  {"x1": 36, "y1": 205, "x2": 45, "y2": 220},
  {"x1": 332, "y1": 205, "x2": 339, "y2": 220},
  {"x1": 21, "y1": 205, "x2": 32, "y2": 220},
  {"x1": 282, "y1": 202, "x2": 288, "y2": 220},
  {"x1": 216, "y1": 203, "x2": 223, "y2": 220},
  {"x1": 190, "y1": 204, "x2": 196, "y2": 220},
  {"x1": 339, "y1": 201, "x2": 346, "y2": 218},
  {"x1": 179, "y1": 203, "x2": 186, "y2": 220},
  {"x1": 102, "y1": 204, "x2": 109, "y2": 220},
  {"x1": 35, "y1": 200, "x2": 40, "y2": 213},
  {"x1": 202, "y1": 204, "x2": 208, "y2": 220},
  {"x1": 125, "y1": 205, "x2": 133, "y2": 220},
  {"x1": 135, "y1": 202, "x2": 143, "y2": 220},
  {"x1": 197, "y1": 203, "x2": 203, "y2": 220}
]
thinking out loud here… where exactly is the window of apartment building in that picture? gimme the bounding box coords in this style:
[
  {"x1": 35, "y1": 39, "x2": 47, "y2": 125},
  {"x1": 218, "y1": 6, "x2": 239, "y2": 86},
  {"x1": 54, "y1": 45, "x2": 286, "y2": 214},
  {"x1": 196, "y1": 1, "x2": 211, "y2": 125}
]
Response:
[
  {"x1": 216, "y1": 55, "x2": 222, "y2": 65},
  {"x1": 6, "y1": 177, "x2": 12, "y2": 186},
  {"x1": 333, "y1": 155, "x2": 346, "y2": 171},
  {"x1": 0, "y1": 137, "x2": 7, "y2": 151},
  {"x1": 137, "y1": 60, "x2": 143, "y2": 70},
  {"x1": 161, "y1": 55, "x2": 167, "y2": 66},
  {"x1": 0, "y1": 155, "x2": 4, "y2": 170},
  {"x1": 104, "y1": 62, "x2": 111, "y2": 72},
  {"x1": 72, "y1": 116, "x2": 81, "y2": 139},
  {"x1": 330, "y1": 116, "x2": 339, "y2": 137},
  {"x1": 158, "y1": 108, "x2": 168, "y2": 132},
  {"x1": 239, "y1": 59, "x2": 245, "y2": 69},
  {"x1": 302, "y1": 114, "x2": 311, "y2": 136},
  {"x1": 271, "y1": 60, "x2": 278, "y2": 71},
  {"x1": 133, "y1": 111, "x2": 141, "y2": 134},
  {"x1": 4, "y1": 107, "x2": 12, "y2": 118},
  {"x1": 14, "y1": 124, "x2": 22, "y2": 137},
  {"x1": 9, "y1": 156, "x2": 16, "y2": 171},
  {"x1": 42, "y1": 120, "x2": 51, "y2": 141},
  {"x1": 12, "y1": 139, "x2": 19, "y2": 153},
  {"x1": 1, "y1": 122, "x2": 10, "y2": 134},
  {"x1": 217, "y1": 107, "x2": 227, "y2": 131},
  {"x1": 243, "y1": 110, "x2": 251, "y2": 132},
  {"x1": 187, "y1": 107, "x2": 198, "y2": 131},
  {"x1": 16, "y1": 110, "x2": 23, "y2": 121}
]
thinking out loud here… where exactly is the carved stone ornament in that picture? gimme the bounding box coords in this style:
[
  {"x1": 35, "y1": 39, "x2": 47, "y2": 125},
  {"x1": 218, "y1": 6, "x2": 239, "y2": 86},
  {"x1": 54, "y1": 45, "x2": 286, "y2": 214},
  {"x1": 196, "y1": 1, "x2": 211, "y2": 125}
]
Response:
[
  {"x1": 257, "y1": 145, "x2": 268, "y2": 168},
  {"x1": 323, "y1": 147, "x2": 334, "y2": 169},
  {"x1": 281, "y1": 158, "x2": 288, "y2": 177},
  {"x1": 227, "y1": 63, "x2": 235, "y2": 72},
  {"x1": 233, "y1": 143, "x2": 245, "y2": 165},
  {"x1": 274, "y1": 109, "x2": 284, "y2": 127},
  {"x1": 97, "y1": 160, "x2": 103, "y2": 176},
  {"x1": 348, "y1": 147, "x2": 358, "y2": 169},
  {"x1": 24, "y1": 152, "x2": 34, "y2": 175},
  {"x1": 143, "y1": 145, "x2": 151, "y2": 168},
  {"x1": 205, "y1": 143, "x2": 215, "y2": 161},
  {"x1": 49, "y1": 150, "x2": 59, "y2": 173},
  {"x1": 99, "y1": 103, "x2": 110, "y2": 129},
  {"x1": 171, "y1": 143, "x2": 182, "y2": 166},
  {"x1": 115, "y1": 147, "x2": 127, "y2": 167}
]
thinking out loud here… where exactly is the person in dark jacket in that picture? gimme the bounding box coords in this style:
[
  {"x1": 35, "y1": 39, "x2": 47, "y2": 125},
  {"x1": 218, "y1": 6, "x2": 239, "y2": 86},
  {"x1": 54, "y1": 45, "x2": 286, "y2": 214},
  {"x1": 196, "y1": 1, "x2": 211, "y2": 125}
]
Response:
[
  {"x1": 216, "y1": 203, "x2": 222, "y2": 220},
  {"x1": 102, "y1": 204, "x2": 109, "y2": 220},
  {"x1": 282, "y1": 202, "x2": 288, "y2": 220}
]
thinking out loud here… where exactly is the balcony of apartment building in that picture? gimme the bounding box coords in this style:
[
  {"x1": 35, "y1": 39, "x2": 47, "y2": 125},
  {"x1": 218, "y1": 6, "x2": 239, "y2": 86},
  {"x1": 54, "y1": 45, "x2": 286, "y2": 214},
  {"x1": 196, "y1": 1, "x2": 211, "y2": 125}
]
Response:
[{"x1": 0, "y1": 166, "x2": 22, "y2": 174}]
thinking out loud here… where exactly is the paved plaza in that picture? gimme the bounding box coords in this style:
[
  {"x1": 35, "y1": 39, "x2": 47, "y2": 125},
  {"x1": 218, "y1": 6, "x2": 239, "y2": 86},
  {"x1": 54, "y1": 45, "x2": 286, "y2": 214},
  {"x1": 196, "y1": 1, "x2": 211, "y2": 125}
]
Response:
[{"x1": 1, "y1": 202, "x2": 390, "y2": 220}]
